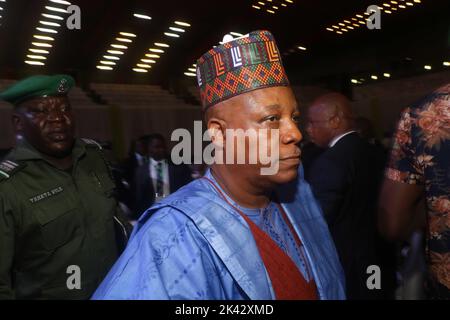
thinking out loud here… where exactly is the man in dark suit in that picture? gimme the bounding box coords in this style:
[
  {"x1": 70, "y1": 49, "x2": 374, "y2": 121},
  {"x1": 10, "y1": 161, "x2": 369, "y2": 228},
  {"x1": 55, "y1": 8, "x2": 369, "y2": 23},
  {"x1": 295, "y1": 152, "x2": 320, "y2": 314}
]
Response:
[
  {"x1": 132, "y1": 133, "x2": 192, "y2": 220},
  {"x1": 305, "y1": 93, "x2": 395, "y2": 299}
]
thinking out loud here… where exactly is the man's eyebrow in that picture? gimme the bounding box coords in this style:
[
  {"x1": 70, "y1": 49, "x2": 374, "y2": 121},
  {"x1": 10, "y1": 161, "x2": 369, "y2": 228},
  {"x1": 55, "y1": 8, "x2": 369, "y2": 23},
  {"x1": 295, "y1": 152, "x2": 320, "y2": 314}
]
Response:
[{"x1": 263, "y1": 104, "x2": 281, "y2": 111}]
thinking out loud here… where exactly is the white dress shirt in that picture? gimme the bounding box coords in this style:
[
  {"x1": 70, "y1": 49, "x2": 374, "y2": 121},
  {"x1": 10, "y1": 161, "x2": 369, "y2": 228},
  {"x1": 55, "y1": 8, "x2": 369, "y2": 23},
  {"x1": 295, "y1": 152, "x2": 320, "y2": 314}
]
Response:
[
  {"x1": 149, "y1": 158, "x2": 170, "y2": 197},
  {"x1": 328, "y1": 130, "x2": 357, "y2": 148}
]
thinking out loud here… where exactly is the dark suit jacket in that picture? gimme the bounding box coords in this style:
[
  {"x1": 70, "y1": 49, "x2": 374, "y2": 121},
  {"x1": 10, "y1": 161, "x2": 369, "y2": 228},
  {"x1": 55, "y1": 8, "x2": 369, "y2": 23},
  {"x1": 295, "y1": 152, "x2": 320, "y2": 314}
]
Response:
[
  {"x1": 306, "y1": 132, "x2": 395, "y2": 299},
  {"x1": 132, "y1": 161, "x2": 192, "y2": 219}
]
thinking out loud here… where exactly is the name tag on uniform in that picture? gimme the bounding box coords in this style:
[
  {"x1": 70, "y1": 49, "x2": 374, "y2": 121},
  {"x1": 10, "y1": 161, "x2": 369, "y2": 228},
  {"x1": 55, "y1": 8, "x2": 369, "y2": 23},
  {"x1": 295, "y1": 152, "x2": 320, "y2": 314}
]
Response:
[{"x1": 29, "y1": 187, "x2": 64, "y2": 204}]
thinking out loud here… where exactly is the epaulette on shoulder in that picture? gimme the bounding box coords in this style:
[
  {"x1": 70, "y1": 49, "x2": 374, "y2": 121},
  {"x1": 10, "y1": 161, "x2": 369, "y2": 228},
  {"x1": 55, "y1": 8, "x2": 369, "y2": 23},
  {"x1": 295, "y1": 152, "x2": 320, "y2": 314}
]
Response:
[
  {"x1": 81, "y1": 138, "x2": 103, "y2": 150},
  {"x1": 0, "y1": 160, "x2": 25, "y2": 181}
]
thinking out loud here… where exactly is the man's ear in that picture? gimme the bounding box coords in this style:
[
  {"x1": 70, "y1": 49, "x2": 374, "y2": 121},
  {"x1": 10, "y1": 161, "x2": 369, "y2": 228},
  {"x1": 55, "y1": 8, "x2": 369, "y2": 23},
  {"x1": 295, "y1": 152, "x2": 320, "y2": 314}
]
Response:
[
  {"x1": 12, "y1": 112, "x2": 24, "y2": 133},
  {"x1": 207, "y1": 117, "x2": 227, "y2": 147}
]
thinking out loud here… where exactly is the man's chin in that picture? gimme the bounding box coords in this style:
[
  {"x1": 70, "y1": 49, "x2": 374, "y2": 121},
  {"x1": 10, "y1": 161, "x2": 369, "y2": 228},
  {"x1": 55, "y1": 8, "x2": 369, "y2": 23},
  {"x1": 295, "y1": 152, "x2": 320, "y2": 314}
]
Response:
[{"x1": 46, "y1": 141, "x2": 74, "y2": 158}]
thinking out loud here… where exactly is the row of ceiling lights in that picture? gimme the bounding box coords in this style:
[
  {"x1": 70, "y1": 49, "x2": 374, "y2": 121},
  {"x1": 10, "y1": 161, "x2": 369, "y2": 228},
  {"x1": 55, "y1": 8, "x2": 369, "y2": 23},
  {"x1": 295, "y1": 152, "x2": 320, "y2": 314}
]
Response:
[
  {"x1": 326, "y1": 0, "x2": 422, "y2": 35},
  {"x1": 24, "y1": 0, "x2": 72, "y2": 66},
  {"x1": 96, "y1": 12, "x2": 151, "y2": 71},
  {"x1": 351, "y1": 59, "x2": 449, "y2": 85},
  {"x1": 0, "y1": 0, "x2": 6, "y2": 26},
  {"x1": 251, "y1": 0, "x2": 294, "y2": 14},
  {"x1": 96, "y1": 31, "x2": 137, "y2": 71},
  {"x1": 132, "y1": 20, "x2": 191, "y2": 73}
]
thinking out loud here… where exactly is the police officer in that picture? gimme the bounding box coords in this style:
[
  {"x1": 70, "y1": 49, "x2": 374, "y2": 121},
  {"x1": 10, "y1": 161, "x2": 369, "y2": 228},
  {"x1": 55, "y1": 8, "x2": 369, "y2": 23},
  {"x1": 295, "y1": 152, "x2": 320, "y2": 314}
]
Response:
[{"x1": 0, "y1": 74, "x2": 130, "y2": 299}]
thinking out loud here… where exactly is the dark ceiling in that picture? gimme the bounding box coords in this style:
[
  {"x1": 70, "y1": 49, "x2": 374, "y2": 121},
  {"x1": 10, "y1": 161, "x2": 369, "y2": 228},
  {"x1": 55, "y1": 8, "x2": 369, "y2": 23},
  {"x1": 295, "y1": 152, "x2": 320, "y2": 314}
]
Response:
[{"x1": 0, "y1": 0, "x2": 449, "y2": 88}]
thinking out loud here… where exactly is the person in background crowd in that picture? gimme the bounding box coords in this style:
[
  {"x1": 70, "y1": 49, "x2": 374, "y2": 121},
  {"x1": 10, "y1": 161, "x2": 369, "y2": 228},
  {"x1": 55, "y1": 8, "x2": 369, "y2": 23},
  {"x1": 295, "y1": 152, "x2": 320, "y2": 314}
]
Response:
[
  {"x1": 305, "y1": 92, "x2": 396, "y2": 299},
  {"x1": 132, "y1": 133, "x2": 192, "y2": 219},
  {"x1": 379, "y1": 83, "x2": 450, "y2": 299},
  {"x1": 0, "y1": 74, "x2": 131, "y2": 299}
]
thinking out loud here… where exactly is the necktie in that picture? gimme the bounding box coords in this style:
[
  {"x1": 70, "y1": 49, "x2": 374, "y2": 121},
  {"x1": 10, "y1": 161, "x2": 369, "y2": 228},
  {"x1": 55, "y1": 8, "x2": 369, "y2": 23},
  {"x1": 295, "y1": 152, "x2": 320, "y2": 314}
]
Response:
[{"x1": 155, "y1": 162, "x2": 164, "y2": 196}]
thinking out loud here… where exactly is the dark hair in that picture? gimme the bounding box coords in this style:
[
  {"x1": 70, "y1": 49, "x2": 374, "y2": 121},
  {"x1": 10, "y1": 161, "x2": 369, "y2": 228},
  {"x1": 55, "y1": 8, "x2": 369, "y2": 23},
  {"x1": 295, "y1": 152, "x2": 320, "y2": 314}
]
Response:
[{"x1": 146, "y1": 133, "x2": 166, "y2": 145}]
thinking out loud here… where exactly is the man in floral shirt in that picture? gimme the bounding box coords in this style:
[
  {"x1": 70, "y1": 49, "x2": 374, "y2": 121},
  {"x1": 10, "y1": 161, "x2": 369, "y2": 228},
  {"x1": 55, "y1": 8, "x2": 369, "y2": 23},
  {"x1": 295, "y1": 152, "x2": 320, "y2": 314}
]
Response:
[{"x1": 379, "y1": 83, "x2": 450, "y2": 299}]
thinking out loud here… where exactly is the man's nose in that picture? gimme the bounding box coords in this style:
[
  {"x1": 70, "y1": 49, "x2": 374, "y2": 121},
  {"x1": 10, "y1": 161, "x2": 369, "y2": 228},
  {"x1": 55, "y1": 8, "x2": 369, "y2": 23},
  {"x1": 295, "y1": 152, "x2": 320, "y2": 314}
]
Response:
[{"x1": 282, "y1": 121, "x2": 303, "y2": 144}]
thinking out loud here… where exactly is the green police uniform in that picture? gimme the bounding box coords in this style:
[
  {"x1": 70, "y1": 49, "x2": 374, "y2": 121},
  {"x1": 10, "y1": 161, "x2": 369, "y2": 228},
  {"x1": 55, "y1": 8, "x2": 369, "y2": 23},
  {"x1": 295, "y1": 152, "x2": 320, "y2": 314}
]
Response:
[{"x1": 0, "y1": 75, "x2": 128, "y2": 299}]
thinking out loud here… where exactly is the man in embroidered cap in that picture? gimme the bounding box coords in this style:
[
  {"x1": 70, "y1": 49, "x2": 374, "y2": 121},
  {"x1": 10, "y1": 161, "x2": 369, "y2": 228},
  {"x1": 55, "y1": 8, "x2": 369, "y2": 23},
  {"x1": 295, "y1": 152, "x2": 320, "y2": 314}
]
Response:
[
  {"x1": 0, "y1": 75, "x2": 131, "y2": 299},
  {"x1": 93, "y1": 31, "x2": 345, "y2": 300}
]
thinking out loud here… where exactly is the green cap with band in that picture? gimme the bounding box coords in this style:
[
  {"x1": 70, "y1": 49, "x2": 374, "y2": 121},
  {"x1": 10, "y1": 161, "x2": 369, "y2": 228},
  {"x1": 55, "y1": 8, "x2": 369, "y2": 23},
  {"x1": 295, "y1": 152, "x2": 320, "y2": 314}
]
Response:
[{"x1": 0, "y1": 74, "x2": 75, "y2": 106}]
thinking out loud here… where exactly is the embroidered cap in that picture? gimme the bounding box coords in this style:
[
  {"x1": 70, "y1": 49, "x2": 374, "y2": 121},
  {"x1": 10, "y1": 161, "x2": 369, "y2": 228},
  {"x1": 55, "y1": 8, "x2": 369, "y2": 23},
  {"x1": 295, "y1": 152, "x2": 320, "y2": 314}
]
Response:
[{"x1": 196, "y1": 30, "x2": 290, "y2": 110}]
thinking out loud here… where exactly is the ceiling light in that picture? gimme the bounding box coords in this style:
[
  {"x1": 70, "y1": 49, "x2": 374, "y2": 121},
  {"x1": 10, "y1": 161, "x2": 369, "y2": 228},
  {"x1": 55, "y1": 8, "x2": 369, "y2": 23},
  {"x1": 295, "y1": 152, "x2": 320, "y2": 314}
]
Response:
[
  {"x1": 169, "y1": 27, "x2": 185, "y2": 33},
  {"x1": 133, "y1": 68, "x2": 148, "y2": 73},
  {"x1": 97, "y1": 65, "x2": 113, "y2": 70},
  {"x1": 39, "y1": 20, "x2": 61, "y2": 27},
  {"x1": 32, "y1": 42, "x2": 52, "y2": 47},
  {"x1": 424, "y1": 65, "x2": 432, "y2": 70},
  {"x1": 443, "y1": 61, "x2": 450, "y2": 67},
  {"x1": 356, "y1": 14, "x2": 364, "y2": 18},
  {"x1": 154, "y1": 42, "x2": 169, "y2": 47},
  {"x1": 116, "y1": 37, "x2": 132, "y2": 43},
  {"x1": 385, "y1": 10, "x2": 392, "y2": 13},
  {"x1": 326, "y1": 28, "x2": 334, "y2": 32},
  {"x1": 281, "y1": 3, "x2": 287, "y2": 7},
  {"x1": 273, "y1": 6, "x2": 279, "y2": 9},
  {"x1": 164, "y1": 32, "x2": 180, "y2": 38},
  {"x1": 103, "y1": 55, "x2": 120, "y2": 60},
  {"x1": 383, "y1": 73, "x2": 391, "y2": 78},
  {"x1": 45, "y1": 6, "x2": 68, "y2": 13},
  {"x1": 391, "y1": 1, "x2": 398, "y2": 3},
  {"x1": 29, "y1": 48, "x2": 49, "y2": 54},
  {"x1": 36, "y1": 27, "x2": 58, "y2": 34},
  {"x1": 252, "y1": 5, "x2": 261, "y2": 9},
  {"x1": 285, "y1": 0, "x2": 294, "y2": 3},
  {"x1": 413, "y1": 0, "x2": 421, "y2": 3},
  {"x1": 107, "y1": 50, "x2": 124, "y2": 55},
  {"x1": 141, "y1": 59, "x2": 156, "y2": 63},
  {"x1": 49, "y1": 0, "x2": 71, "y2": 5},
  {"x1": 230, "y1": 32, "x2": 244, "y2": 37},
  {"x1": 119, "y1": 32, "x2": 137, "y2": 38},
  {"x1": 174, "y1": 21, "x2": 191, "y2": 27},
  {"x1": 266, "y1": 9, "x2": 275, "y2": 14},
  {"x1": 399, "y1": 5, "x2": 406, "y2": 8},
  {"x1": 184, "y1": 72, "x2": 196, "y2": 77},
  {"x1": 297, "y1": 46, "x2": 307, "y2": 51},
  {"x1": 149, "y1": 48, "x2": 164, "y2": 53},
  {"x1": 351, "y1": 79, "x2": 358, "y2": 84},
  {"x1": 25, "y1": 60, "x2": 45, "y2": 66},
  {"x1": 344, "y1": 20, "x2": 351, "y2": 23},
  {"x1": 371, "y1": 75, "x2": 378, "y2": 80},
  {"x1": 258, "y1": 1, "x2": 265, "y2": 5},
  {"x1": 383, "y1": 3, "x2": 391, "y2": 7},
  {"x1": 336, "y1": 31, "x2": 343, "y2": 34},
  {"x1": 33, "y1": 35, "x2": 54, "y2": 41},
  {"x1": 188, "y1": 68, "x2": 196, "y2": 72},
  {"x1": 100, "y1": 60, "x2": 116, "y2": 65},
  {"x1": 111, "y1": 44, "x2": 128, "y2": 49},
  {"x1": 339, "y1": 23, "x2": 345, "y2": 26},
  {"x1": 406, "y1": 2, "x2": 414, "y2": 6},
  {"x1": 136, "y1": 64, "x2": 152, "y2": 69},
  {"x1": 133, "y1": 13, "x2": 152, "y2": 20},
  {"x1": 145, "y1": 53, "x2": 160, "y2": 58},
  {"x1": 27, "y1": 55, "x2": 47, "y2": 60},
  {"x1": 42, "y1": 13, "x2": 64, "y2": 20}
]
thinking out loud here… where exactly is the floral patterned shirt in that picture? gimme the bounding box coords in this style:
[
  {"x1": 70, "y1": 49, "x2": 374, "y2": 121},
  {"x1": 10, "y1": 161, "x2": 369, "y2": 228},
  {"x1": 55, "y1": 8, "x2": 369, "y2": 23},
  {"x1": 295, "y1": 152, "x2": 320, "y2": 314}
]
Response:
[{"x1": 386, "y1": 83, "x2": 450, "y2": 298}]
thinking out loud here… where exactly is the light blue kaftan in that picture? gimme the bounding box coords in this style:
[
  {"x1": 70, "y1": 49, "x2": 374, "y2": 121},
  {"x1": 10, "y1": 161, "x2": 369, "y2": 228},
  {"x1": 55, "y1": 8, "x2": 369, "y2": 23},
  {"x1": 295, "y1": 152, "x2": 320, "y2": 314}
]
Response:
[{"x1": 92, "y1": 167, "x2": 345, "y2": 300}]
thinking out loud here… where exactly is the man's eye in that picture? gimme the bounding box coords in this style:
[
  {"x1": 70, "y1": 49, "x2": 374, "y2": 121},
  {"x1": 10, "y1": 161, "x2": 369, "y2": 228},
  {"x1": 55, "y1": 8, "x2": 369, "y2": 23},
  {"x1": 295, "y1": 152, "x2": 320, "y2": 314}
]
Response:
[
  {"x1": 264, "y1": 115, "x2": 280, "y2": 122},
  {"x1": 292, "y1": 114, "x2": 300, "y2": 123}
]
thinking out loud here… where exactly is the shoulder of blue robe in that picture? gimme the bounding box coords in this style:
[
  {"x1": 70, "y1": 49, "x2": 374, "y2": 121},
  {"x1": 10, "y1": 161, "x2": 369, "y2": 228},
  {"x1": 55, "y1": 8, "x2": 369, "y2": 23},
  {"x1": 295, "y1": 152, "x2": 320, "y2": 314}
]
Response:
[
  {"x1": 92, "y1": 205, "x2": 248, "y2": 300},
  {"x1": 277, "y1": 166, "x2": 346, "y2": 299},
  {"x1": 148, "y1": 166, "x2": 344, "y2": 299}
]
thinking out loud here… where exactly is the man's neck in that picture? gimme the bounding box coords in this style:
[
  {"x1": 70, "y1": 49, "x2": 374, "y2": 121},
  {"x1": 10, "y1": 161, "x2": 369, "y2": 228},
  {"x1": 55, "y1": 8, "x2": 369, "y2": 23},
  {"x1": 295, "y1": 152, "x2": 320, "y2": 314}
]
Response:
[
  {"x1": 210, "y1": 166, "x2": 271, "y2": 209},
  {"x1": 44, "y1": 155, "x2": 73, "y2": 171}
]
